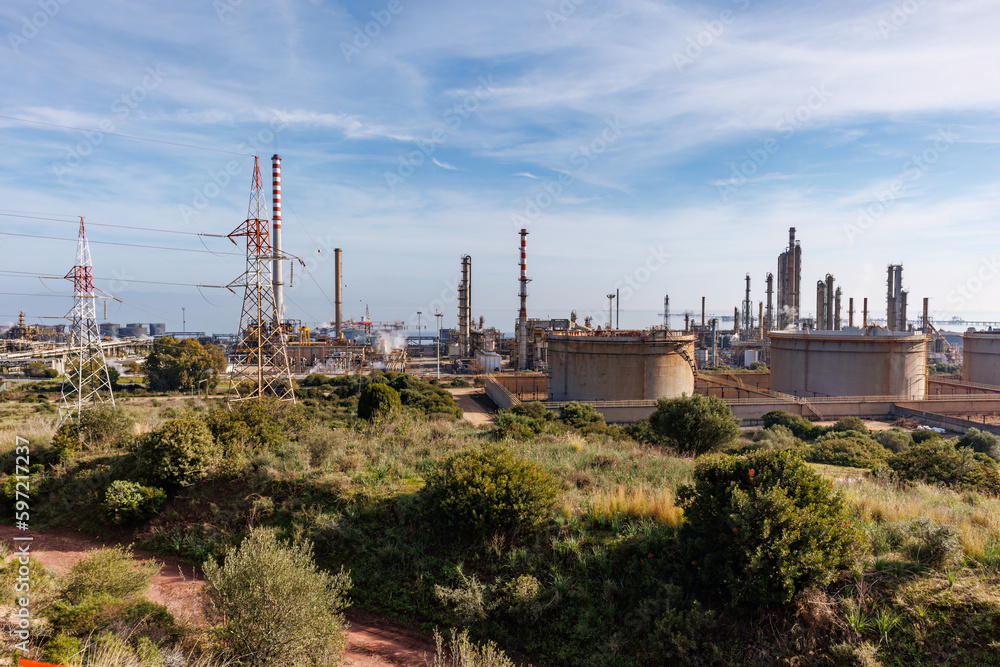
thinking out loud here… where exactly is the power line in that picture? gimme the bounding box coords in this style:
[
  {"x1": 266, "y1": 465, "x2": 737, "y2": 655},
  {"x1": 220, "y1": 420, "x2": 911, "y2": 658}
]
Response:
[
  {"x1": 0, "y1": 230, "x2": 238, "y2": 255},
  {"x1": 0, "y1": 268, "x2": 229, "y2": 289},
  {"x1": 0, "y1": 212, "x2": 225, "y2": 238},
  {"x1": 0, "y1": 114, "x2": 247, "y2": 156}
]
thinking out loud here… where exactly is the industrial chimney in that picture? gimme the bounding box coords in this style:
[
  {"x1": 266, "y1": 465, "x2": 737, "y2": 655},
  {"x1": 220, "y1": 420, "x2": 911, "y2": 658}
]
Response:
[
  {"x1": 335, "y1": 248, "x2": 343, "y2": 341},
  {"x1": 517, "y1": 229, "x2": 530, "y2": 370},
  {"x1": 271, "y1": 154, "x2": 283, "y2": 321}
]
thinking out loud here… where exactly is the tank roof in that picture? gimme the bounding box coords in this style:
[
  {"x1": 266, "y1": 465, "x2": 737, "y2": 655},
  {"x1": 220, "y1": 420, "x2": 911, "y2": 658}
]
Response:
[{"x1": 769, "y1": 326, "x2": 925, "y2": 340}]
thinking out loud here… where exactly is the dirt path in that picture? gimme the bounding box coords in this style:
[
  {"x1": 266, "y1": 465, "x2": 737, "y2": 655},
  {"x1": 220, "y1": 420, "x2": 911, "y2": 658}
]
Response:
[
  {"x1": 447, "y1": 387, "x2": 496, "y2": 426},
  {"x1": 0, "y1": 525, "x2": 436, "y2": 666}
]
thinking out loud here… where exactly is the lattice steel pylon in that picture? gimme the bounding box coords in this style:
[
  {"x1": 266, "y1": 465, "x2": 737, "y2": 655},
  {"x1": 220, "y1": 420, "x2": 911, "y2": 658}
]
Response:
[
  {"x1": 226, "y1": 156, "x2": 295, "y2": 404},
  {"x1": 58, "y1": 216, "x2": 115, "y2": 425}
]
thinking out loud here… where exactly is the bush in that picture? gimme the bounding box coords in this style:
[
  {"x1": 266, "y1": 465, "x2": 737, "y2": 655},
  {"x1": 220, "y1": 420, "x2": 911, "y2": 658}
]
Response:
[
  {"x1": 648, "y1": 394, "x2": 740, "y2": 455},
  {"x1": 423, "y1": 444, "x2": 560, "y2": 537},
  {"x1": 357, "y1": 383, "x2": 401, "y2": 422},
  {"x1": 102, "y1": 480, "x2": 167, "y2": 525},
  {"x1": 137, "y1": 415, "x2": 220, "y2": 488},
  {"x1": 495, "y1": 412, "x2": 546, "y2": 441},
  {"x1": 205, "y1": 401, "x2": 294, "y2": 458},
  {"x1": 510, "y1": 401, "x2": 551, "y2": 420},
  {"x1": 749, "y1": 424, "x2": 801, "y2": 451},
  {"x1": 957, "y1": 428, "x2": 1000, "y2": 461},
  {"x1": 762, "y1": 410, "x2": 824, "y2": 440},
  {"x1": 904, "y1": 517, "x2": 963, "y2": 568},
  {"x1": 874, "y1": 428, "x2": 912, "y2": 454},
  {"x1": 431, "y1": 628, "x2": 518, "y2": 667},
  {"x1": 203, "y1": 527, "x2": 352, "y2": 667},
  {"x1": 677, "y1": 449, "x2": 863, "y2": 609},
  {"x1": 44, "y1": 634, "x2": 84, "y2": 666},
  {"x1": 806, "y1": 436, "x2": 889, "y2": 469},
  {"x1": 832, "y1": 416, "x2": 868, "y2": 433},
  {"x1": 887, "y1": 440, "x2": 1000, "y2": 494},
  {"x1": 912, "y1": 429, "x2": 944, "y2": 444},
  {"x1": 63, "y1": 546, "x2": 160, "y2": 605},
  {"x1": 557, "y1": 401, "x2": 605, "y2": 429}
]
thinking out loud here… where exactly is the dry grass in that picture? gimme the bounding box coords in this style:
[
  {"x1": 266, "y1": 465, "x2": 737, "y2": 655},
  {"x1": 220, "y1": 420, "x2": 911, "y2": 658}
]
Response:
[
  {"x1": 843, "y1": 477, "x2": 1000, "y2": 563},
  {"x1": 588, "y1": 485, "x2": 684, "y2": 526}
]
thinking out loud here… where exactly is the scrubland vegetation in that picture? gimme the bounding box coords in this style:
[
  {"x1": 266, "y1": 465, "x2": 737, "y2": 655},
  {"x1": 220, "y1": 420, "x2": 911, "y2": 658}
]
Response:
[{"x1": 0, "y1": 375, "x2": 999, "y2": 666}]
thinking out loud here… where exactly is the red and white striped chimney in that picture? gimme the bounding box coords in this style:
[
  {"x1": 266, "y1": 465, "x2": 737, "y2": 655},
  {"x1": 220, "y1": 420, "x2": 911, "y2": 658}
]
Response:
[{"x1": 271, "y1": 154, "x2": 283, "y2": 321}]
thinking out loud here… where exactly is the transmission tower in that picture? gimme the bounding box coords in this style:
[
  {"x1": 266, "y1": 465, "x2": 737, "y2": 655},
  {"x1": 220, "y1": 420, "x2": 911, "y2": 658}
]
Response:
[
  {"x1": 227, "y1": 156, "x2": 295, "y2": 404},
  {"x1": 58, "y1": 217, "x2": 115, "y2": 424}
]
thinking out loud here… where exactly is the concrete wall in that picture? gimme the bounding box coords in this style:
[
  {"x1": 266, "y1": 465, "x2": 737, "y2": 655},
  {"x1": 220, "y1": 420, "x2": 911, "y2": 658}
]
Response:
[
  {"x1": 962, "y1": 333, "x2": 1000, "y2": 385},
  {"x1": 548, "y1": 334, "x2": 696, "y2": 401},
  {"x1": 492, "y1": 374, "x2": 548, "y2": 401},
  {"x1": 770, "y1": 331, "x2": 926, "y2": 398},
  {"x1": 891, "y1": 404, "x2": 1000, "y2": 436}
]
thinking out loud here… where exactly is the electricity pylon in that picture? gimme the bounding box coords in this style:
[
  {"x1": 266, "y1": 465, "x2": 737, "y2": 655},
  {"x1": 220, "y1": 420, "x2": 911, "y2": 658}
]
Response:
[
  {"x1": 58, "y1": 217, "x2": 115, "y2": 424},
  {"x1": 227, "y1": 156, "x2": 295, "y2": 404}
]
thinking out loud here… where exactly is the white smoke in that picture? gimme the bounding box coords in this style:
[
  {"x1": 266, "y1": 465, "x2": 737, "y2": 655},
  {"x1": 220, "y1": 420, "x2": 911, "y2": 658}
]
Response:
[{"x1": 374, "y1": 330, "x2": 406, "y2": 354}]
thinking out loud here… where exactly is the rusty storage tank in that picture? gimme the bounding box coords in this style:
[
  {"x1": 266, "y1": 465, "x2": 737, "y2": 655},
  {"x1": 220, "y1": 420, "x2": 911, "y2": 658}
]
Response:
[
  {"x1": 547, "y1": 329, "x2": 696, "y2": 401},
  {"x1": 769, "y1": 327, "x2": 926, "y2": 397},
  {"x1": 961, "y1": 330, "x2": 1000, "y2": 385}
]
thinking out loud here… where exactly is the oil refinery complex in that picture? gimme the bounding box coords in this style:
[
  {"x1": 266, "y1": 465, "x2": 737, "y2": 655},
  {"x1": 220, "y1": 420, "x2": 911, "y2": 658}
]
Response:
[{"x1": 6, "y1": 156, "x2": 1000, "y2": 435}]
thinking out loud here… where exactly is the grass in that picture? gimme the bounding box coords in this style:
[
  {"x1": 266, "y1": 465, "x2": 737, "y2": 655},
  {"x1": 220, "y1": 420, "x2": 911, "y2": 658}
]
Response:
[{"x1": 587, "y1": 485, "x2": 684, "y2": 526}]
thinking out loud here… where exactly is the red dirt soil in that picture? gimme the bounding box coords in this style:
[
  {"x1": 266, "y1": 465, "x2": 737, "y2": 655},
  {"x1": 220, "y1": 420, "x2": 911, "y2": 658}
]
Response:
[{"x1": 0, "y1": 525, "x2": 436, "y2": 666}]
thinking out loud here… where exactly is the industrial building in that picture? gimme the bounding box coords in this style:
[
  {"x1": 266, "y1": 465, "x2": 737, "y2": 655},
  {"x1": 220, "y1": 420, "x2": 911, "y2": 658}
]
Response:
[
  {"x1": 547, "y1": 329, "x2": 696, "y2": 402},
  {"x1": 770, "y1": 327, "x2": 927, "y2": 398},
  {"x1": 961, "y1": 330, "x2": 1000, "y2": 385}
]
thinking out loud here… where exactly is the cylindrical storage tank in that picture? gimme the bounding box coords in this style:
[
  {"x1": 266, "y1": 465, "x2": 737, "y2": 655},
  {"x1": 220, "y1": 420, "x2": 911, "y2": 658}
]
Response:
[
  {"x1": 770, "y1": 328, "x2": 926, "y2": 397},
  {"x1": 547, "y1": 330, "x2": 696, "y2": 401},
  {"x1": 961, "y1": 332, "x2": 1000, "y2": 385}
]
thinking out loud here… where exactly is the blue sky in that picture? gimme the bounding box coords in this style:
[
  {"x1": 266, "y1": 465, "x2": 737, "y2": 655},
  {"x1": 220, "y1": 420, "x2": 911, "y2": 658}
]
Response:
[{"x1": 1, "y1": 0, "x2": 999, "y2": 334}]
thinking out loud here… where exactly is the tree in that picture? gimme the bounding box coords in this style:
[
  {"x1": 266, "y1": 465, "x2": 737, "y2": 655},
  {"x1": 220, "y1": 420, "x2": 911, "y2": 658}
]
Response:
[
  {"x1": 648, "y1": 394, "x2": 740, "y2": 454},
  {"x1": 25, "y1": 360, "x2": 58, "y2": 378},
  {"x1": 143, "y1": 336, "x2": 226, "y2": 393},
  {"x1": 203, "y1": 528, "x2": 352, "y2": 666},
  {"x1": 137, "y1": 415, "x2": 220, "y2": 487},
  {"x1": 957, "y1": 428, "x2": 1000, "y2": 461},
  {"x1": 357, "y1": 383, "x2": 401, "y2": 422},
  {"x1": 678, "y1": 450, "x2": 863, "y2": 609}
]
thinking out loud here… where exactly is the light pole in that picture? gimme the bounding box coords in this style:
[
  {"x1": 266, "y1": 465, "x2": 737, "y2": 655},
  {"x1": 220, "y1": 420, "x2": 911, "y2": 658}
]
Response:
[
  {"x1": 435, "y1": 312, "x2": 442, "y2": 379},
  {"x1": 182, "y1": 307, "x2": 186, "y2": 333}
]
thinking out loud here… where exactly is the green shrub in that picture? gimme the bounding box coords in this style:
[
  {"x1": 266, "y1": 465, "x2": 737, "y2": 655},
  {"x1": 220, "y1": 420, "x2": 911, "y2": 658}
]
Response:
[
  {"x1": 832, "y1": 416, "x2": 868, "y2": 433},
  {"x1": 874, "y1": 428, "x2": 912, "y2": 454},
  {"x1": 806, "y1": 436, "x2": 889, "y2": 469},
  {"x1": 912, "y1": 429, "x2": 944, "y2": 444},
  {"x1": 203, "y1": 527, "x2": 352, "y2": 666},
  {"x1": 357, "y1": 383, "x2": 402, "y2": 422},
  {"x1": 887, "y1": 440, "x2": 1000, "y2": 494},
  {"x1": 448, "y1": 378, "x2": 471, "y2": 388},
  {"x1": 205, "y1": 401, "x2": 293, "y2": 458},
  {"x1": 957, "y1": 428, "x2": 1000, "y2": 461},
  {"x1": 749, "y1": 424, "x2": 801, "y2": 451},
  {"x1": 63, "y1": 546, "x2": 159, "y2": 605},
  {"x1": 102, "y1": 480, "x2": 167, "y2": 525},
  {"x1": 904, "y1": 517, "x2": 963, "y2": 568},
  {"x1": 762, "y1": 410, "x2": 823, "y2": 440},
  {"x1": 557, "y1": 401, "x2": 605, "y2": 429},
  {"x1": 423, "y1": 443, "x2": 560, "y2": 537},
  {"x1": 495, "y1": 412, "x2": 546, "y2": 441},
  {"x1": 137, "y1": 415, "x2": 220, "y2": 488},
  {"x1": 649, "y1": 394, "x2": 740, "y2": 454},
  {"x1": 677, "y1": 449, "x2": 863, "y2": 609},
  {"x1": 431, "y1": 628, "x2": 518, "y2": 667},
  {"x1": 44, "y1": 634, "x2": 84, "y2": 666},
  {"x1": 510, "y1": 401, "x2": 551, "y2": 420}
]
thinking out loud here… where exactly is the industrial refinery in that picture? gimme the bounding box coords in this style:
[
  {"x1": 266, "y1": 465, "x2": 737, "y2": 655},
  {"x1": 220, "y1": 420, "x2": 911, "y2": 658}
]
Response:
[{"x1": 3, "y1": 154, "x2": 1000, "y2": 433}]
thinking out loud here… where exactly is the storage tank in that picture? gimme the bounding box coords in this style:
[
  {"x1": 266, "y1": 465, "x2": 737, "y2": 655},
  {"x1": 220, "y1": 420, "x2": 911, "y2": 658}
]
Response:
[
  {"x1": 961, "y1": 331, "x2": 1000, "y2": 385},
  {"x1": 547, "y1": 330, "x2": 696, "y2": 401},
  {"x1": 770, "y1": 327, "x2": 926, "y2": 397}
]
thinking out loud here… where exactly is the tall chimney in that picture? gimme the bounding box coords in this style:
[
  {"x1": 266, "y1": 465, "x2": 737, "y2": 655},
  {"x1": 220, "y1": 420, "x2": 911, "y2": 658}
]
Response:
[
  {"x1": 517, "y1": 229, "x2": 530, "y2": 370},
  {"x1": 701, "y1": 296, "x2": 706, "y2": 329},
  {"x1": 271, "y1": 155, "x2": 283, "y2": 322},
  {"x1": 765, "y1": 272, "x2": 774, "y2": 332},
  {"x1": 848, "y1": 297, "x2": 854, "y2": 328},
  {"x1": 923, "y1": 297, "x2": 929, "y2": 333},
  {"x1": 335, "y1": 248, "x2": 343, "y2": 341},
  {"x1": 863, "y1": 297, "x2": 869, "y2": 326}
]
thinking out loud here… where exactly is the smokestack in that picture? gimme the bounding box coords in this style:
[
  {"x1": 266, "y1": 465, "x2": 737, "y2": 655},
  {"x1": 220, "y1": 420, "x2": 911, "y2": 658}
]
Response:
[
  {"x1": 758, "y1": 301, "x2": 764, "y2": 340},
  {"x1": 849, "y1": 297, "x2": 854, "y2": 328},
  {"x1": 826, "y1": 274, "x2": 835, "y2": 331},
  {"x1": 863, "y1": 297, "x2": 869, "y2": 326},
  {"x1": 271, "y1": 154, "x2": 283, "y2": 322},
  {"x1": 459, "y1": 255, "x2": 472, "y2": 357},
  {"x1": 923, "y1": 297, "x2": 929, "y2": 333},
  {"x1": 517, "y1": 229, "x2": 530, "y2": 370},
  {"x1": 335, "y1": 248, "x2": 343, "y2": 341},
  {"x1": 834, "y1": 286, "x2": 842, "y2": 330},
  {"x1": 765, "y1": 273, "x2": 774, "y2": 329},
  {"x1": 701, "y1": 296, "x2": 706, "y2": 329}
]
